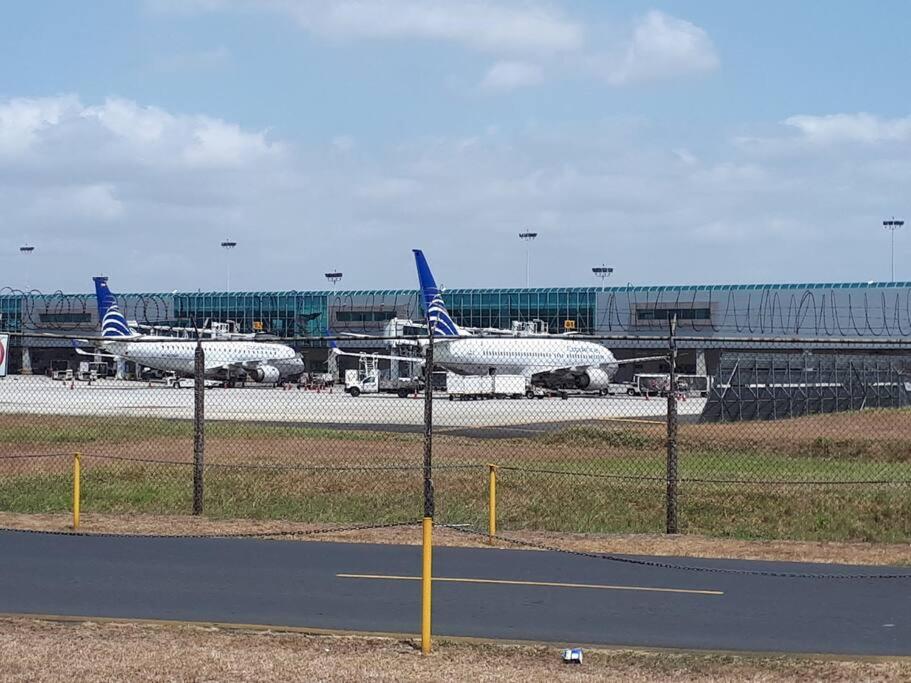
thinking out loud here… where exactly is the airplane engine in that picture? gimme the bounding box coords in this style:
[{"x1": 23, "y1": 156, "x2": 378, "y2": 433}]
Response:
[
  {"x1": 247, "y1": 365, "x2": 281, "y2": 383},
  {"x1": 575, "y1": 368, "x2": 612, "y2": 391}
]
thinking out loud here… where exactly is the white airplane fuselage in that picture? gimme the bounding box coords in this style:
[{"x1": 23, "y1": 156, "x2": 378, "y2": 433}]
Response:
[
  {"x1": 103, "y1": 338, "x2": 305, "y2": 381},
  {"x1": 431, "y1": 337, "x2": 619, "y2": 380}
]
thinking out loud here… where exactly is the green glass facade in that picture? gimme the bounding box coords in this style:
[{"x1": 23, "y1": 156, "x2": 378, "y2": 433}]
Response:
[
  {"x1": 173, "y1": 292, "x2": 328, "y2": 337},
  {"x1": 5, "y1": 281, "x2": 911, "y2": 340},
  {"x1": 444, "y1": 289, "x2": 597, "y2": 332},
  {"x1": 0, "y1": 295, "x2": 21, "y2": 332}
]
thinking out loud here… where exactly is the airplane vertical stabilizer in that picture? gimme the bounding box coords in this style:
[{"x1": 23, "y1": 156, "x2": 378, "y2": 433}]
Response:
[
  {"x1": 93, "y1": 276, "x2": 134, "y2": 338},
  {"x1": 413, "y1": 249, "x2": 463, "y2": 337}
]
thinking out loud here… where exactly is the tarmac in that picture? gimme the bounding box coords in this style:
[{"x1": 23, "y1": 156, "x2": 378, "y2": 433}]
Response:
[
  {"x1": 0, "y1": 375, "x2": 704, "y2": 428},
  {"x1": 1, "y1": 530, "x2": 909, "y2": 655}
]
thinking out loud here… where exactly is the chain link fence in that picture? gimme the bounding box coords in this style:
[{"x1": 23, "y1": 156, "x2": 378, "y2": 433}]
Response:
[{"x1": 1, "y1": 331, "x2": 910, "y2": 543}]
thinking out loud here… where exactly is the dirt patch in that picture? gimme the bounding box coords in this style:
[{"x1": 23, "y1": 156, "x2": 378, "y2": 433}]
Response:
[
  {"x1": 2, "y1": 512, "x2": 909, "y2": 566},
  {"x1": 0, "y1": 617, "x2": 909, "y2": 683}
]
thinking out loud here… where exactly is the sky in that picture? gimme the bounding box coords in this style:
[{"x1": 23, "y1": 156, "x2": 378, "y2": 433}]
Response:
[{"x1": 0, "y1": 1, "x2": 909, "y2": 293}]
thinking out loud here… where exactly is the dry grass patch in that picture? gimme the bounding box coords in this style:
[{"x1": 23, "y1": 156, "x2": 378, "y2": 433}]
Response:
[
  {"x1": 1, "y1": 617, "x2": 910, "y2": 683},
  {"x1": 2, "y1": 512, "x2": 910, "y2": 566}
]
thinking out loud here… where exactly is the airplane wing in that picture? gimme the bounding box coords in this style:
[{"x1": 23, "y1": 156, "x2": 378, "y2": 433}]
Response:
[
  {"x1": 72, "y1": 341, "x2": 121, "y2": 360},
  {"x1": 530, "y1": 355, "x2": 669, "y2": 377},
  {"x1": 613, "y1": 355, "x2": 669, "y2": 365},
  {"x1": 205, "y1": 356, "x2": 297, "y2": 373}
]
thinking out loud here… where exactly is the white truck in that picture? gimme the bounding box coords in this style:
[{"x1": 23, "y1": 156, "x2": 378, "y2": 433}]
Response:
[
  {"x1": 344, "y1": 359, "x2": 422, "y2": 398},
  {"x1": 446, "y1": 373, "x2": 528, "y2": 400}
]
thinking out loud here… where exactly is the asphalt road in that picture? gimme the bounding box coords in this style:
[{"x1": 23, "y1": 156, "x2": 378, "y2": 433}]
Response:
[{"x1": 1, "y1": 530, "x2": 909, "y2": 655}]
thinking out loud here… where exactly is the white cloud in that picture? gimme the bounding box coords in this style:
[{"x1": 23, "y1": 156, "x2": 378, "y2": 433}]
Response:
[
  {"x1": 784, "y1": 113, "x2": 911, "y2": 145},
  {"x1": 151, "y1": 2, "x2": 718, "y2": 91},
  {"x1": 673, "y1": 148, "x2": 699, "y2": 165},
  {"x1": 182, "y1": 117, "x2": 281, "y2": 168},
  {"x1": 480, "y1": 61, "x2": 544, "y2": 91},
  {"x1": 28, "y1": 184, "x2": 125, "y2": 222},
  {"x1": 5, "y1": 91, "x2": 905, "y2": 292},
  {"x1": 157, "y1": 0, "x2": 583, "y2": 54},
  {"x1": 0, "y1": 96, "x2": 80, "y2": 157},
  {"x1": 0, "y1": 96, "x2": 283, "y2": 169},
  {"x1": 0, "y1": 95, "x2": 293, "y2": 290},
  {"x1": 305, "y1": 0, "x2": 582, "y2": 53},
  {"x1": 603, "y1": 10, "x2": 719, "y2": 85},
  {"x1": 733, "y1": 113, "x2": 911, "y2": 158}
]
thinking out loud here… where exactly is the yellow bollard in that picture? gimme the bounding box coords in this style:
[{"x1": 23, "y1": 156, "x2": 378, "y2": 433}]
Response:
[
  {"x1": 487, "y1": 464, "x2": 497, "y2": 545},
  {"x1": 72, "y1": 453, "x2": 81, "y2": 530},
  {"x1": 421, "y1": 516, "x2": 433, "y2": 654}
]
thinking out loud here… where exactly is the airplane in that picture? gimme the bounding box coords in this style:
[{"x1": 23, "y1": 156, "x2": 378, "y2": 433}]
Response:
[
  {"x1": 77, "y1": 276, "x2": 305, "y2": 386},
  {"x1": 331, "y1": 250, "x2": 665, "y2": 394}
]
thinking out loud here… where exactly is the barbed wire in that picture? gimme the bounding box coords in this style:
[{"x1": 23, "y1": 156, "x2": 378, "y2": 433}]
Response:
[{"x1": 5, "y1": 284, "x2": 911, "y2": 337}]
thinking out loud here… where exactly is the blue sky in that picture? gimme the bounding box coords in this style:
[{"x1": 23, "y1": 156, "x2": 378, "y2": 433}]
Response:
[{"x1": 0, "y1": 1, "x2": 909, "y2": 292}]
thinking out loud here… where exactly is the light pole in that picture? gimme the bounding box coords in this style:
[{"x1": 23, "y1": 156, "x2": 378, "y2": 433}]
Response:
[
  {"x1": 592, "y1": 265, "x2": 614, "y2": 291},
  {"x1": 19, "y1": 244, "x2": 35, "y2": 292},
  {"x1": 324, "y1": 271, "x2": 343, "y2": 293},
  {"x1": 220, "y1": 240, "x2": 237, "y2": 291},
  {"x1": 519, "y1": 231, "x2": 538, "y2": 288},
  {"x1": 883, "y1": 218, "x2": 904, "y2": 282},
  {"x1": 18, "y1": 244, "x2": 36, "y2": 375}
]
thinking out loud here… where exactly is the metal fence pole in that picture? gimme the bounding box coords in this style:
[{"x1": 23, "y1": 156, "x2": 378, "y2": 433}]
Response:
[
  {"x1": 666, "y1": 314, "x2": 678, "y2": 534},
  {"x1": 193, "y1": 340, "x2": 205, "y2": 516},
  {"x1": 423, "y1": 333, "x2": 435, "y2": 519},
  {"x1": 421, "y1": 331, "x2": 435, "y2": 655}
]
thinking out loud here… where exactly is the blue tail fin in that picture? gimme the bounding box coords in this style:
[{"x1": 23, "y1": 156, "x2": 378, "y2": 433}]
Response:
[
  {"x1": 93, "y1": 276, "x2": 134, "y2": 338},
  {"x1": 412, "y1": 250, "x2": 463, "y2": 337}
]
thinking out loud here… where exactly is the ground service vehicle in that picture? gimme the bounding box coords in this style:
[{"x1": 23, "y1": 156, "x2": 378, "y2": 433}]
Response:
[
  {"x1": 344, "y1": 357, "x2": 422, "y2": 398},
  {"x1": 446, "y1": 373, "x2": 527, "y2": 400}
]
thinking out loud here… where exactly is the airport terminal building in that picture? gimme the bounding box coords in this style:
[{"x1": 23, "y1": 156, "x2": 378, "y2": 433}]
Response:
[{"x1": 3, "y1": 280, "x2": 911, "y2": 376}]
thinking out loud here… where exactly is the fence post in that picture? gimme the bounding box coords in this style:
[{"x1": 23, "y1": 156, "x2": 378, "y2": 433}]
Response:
[
  {"x1": 421, "y1": 331, "x2": 434, "y2": 655},
  {"x1": 666, "y1": 314, "x2": 679, "y2": 534},
  {"x1": 72, "y1": 452, "x2": 81, "y2": 529},
  {"x1": 487, "y1": 464, "x2": 497, "y2": 544},
  {"x1": 193, "y1": 340, "x2": 205, "y2": 516}
]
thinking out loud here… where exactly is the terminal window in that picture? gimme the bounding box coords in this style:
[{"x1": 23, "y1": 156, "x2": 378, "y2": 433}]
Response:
[
  {"x1": 39, "y1": 312, "x2": 92, "y2": 324},
  {"x1": 637, "y1": 308, "x2": 710, "y2": 321},
  {"x1": 335, "y1": 310, "x2": 397, "y2": 322}
]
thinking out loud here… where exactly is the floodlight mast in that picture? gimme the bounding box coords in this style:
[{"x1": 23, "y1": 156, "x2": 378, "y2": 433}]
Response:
[
  {"x1": 324, "y1": 270, "x2": 343, "y2": 293},
  {"x1": 883, "y1": 218, "x2": 904, "y2": 282},
  {"x1": 19, "y1": 244, "x2": 35, "y2": 292},
  {"x1": 519, "y1": 231, "x2": 538, "y2": 288},
  {"x1": 592, "y1": 264, "x2": 614, "y2": 292},
  {"x1": 220, "y1": 239, "x2": 237, "y2": 291}
]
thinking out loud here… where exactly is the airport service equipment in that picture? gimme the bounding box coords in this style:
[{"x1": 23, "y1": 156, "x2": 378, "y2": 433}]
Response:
[
  {"x1": 627, "y1": 373, "x2": 710, "y2": 397},
  {"x1": 344, "y1": 357, "x2": 422, "y2": 398},
  {"x1": 446, "y1": 373, "x2": 526, "y2": 400}
]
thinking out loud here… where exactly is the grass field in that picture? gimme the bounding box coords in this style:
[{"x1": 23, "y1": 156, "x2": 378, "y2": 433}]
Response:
[{"x1": 1, "y1": 410, "x2": 910, "y2": 542}]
